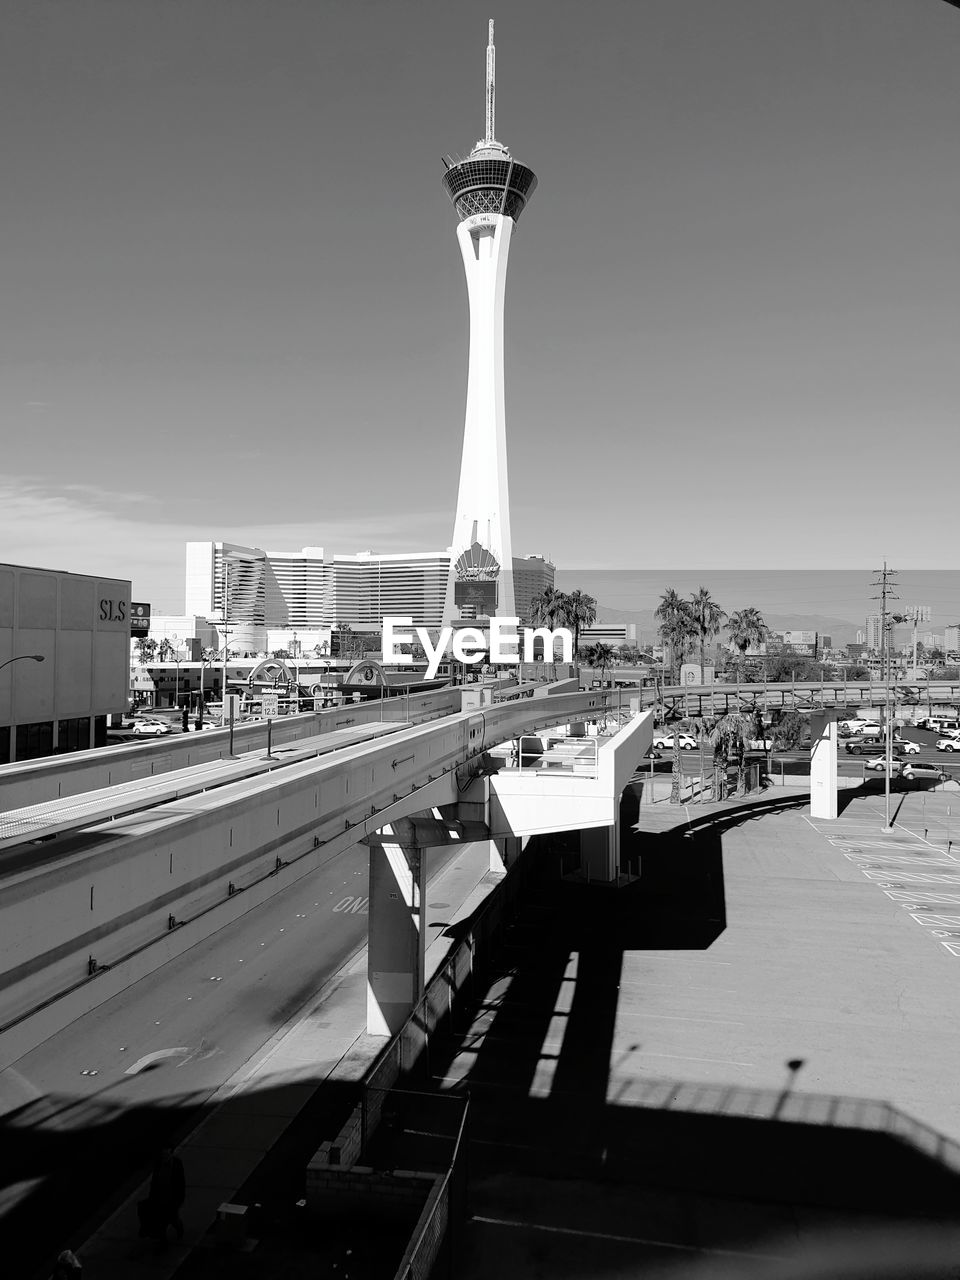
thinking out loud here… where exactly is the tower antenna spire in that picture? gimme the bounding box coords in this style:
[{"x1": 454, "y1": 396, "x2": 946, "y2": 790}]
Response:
[{"x1": 485, "y1": 18, "x2": 495, "y2": 144}]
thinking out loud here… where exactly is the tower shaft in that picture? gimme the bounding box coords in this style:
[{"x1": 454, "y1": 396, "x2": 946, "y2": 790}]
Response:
[{"x1": 441, "y1": 21, "x2": 537, "y2": 628}]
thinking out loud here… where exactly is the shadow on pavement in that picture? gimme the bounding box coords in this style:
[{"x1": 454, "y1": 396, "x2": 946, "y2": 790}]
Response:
[
  {"x1": 1, "y1": 1071, "x2": 393, "y2": 1280},
  {"x1": 409, "y1": 822, "x2": 960, "y2": 1277}
]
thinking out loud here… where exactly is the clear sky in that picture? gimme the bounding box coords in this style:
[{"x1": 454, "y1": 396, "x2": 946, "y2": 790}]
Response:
[{"x1": 2, "y1": 1, "x2": 959, "y2": 612}]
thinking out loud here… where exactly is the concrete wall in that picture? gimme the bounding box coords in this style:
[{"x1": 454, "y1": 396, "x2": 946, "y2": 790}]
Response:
[{"x1": 0, "y1": 688, "x2": 464, "y2": 811}]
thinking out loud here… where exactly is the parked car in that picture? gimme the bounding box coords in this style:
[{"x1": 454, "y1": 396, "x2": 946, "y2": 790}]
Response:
[
  {"x1": 840, "y1": 718, "x2": 878, "y2": 734},
  {"x1": 864, "y1": 756, "x2": 904, "y2": 773},
  {"x1": 652, "y1": 733, "x2": 697, "y2": 751},
  {"x1": 918, "y1": 717, "x2": 960, "y2": 734},
  {"x1": 130, "y1": 718, "x2": 171, "y2": 736},
  {"x1": 936, "y1": 738, "x2": 960, "y2": 753},
  {"x1": 902, "y1": 762, "x2": 948, "y2": 782}
]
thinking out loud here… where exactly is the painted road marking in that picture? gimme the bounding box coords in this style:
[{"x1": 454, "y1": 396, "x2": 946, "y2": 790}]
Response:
[
  {"x1": 469, "y1": 1215, "x2": 788, "y2": 1261},
  {"x1": 124, "y1": 1048, "x2": 191, "y2": 1075},
  {"x1": 634, "y1": 1051, "x2": 756, "y2": 1067},
  {"x1": 810, "y1": 812, "x2": 960, "y2": 958}
]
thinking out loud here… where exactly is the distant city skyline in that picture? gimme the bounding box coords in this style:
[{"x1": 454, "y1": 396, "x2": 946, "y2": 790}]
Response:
[{"x1": 2, "y1": 3, "x2": 960, "y2": 603}]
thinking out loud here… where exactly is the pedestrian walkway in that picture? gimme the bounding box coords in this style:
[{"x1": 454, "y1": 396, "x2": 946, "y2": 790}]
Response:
[
  {"x1": 67, "y1": 840, "x2": 502, "y2": 1280},
  {"x1": 421, "y1": 784, "x2": 960, "y2": 1278}
]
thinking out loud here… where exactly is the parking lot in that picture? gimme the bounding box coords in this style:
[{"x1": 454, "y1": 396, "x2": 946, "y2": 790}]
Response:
[{"x1": 644, "y1": 723, "x2": 960, "y2": 789}]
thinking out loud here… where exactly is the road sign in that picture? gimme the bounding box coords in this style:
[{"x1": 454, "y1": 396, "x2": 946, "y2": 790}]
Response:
[
  {"x1": 130, "y1": 602, "x2": 151, "y2": 635},
  {"x1": 261, "y1": 693, "x2": 280, "y2": 718}
]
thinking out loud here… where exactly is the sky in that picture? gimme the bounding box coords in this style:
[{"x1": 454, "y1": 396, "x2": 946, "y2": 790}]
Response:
[{"x1": 2, "y1": 0, "x2": 959, "y2": 613}]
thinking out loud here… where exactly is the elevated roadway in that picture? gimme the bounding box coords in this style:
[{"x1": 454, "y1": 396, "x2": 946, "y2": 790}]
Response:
[
  {"x1": 0, "y1": 721, "x2": 406, "y2": 853},
  {"x1": 0, "y1": 685, "x2": 464, "y2": 812},
  {"x1": 0, "y1": 688, "x2": 618, "y2": 1067}
]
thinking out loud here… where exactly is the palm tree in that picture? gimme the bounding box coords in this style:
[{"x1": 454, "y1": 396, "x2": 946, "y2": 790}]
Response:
[
  {"x1": 726, "y1": 607, "x2": 769, "y2": 675},
  {"x1": 689, "y1": 587, "x2": 727, "y2": 676},
  {"x1": 655, "y1": 589, "x2": 696, "y2": 684},
  {"x1": 685, "y1": 713, "x2": 717, "y2": 803},
  {"x1": 710, "y1": 711, "x2": 756, "y2": 798},
  {"x1": 562, "y1": 590, "x2": 598, "y2": 661},
  {"x1": 582, "y1": 641, "x2": 615, "y2": 684},
  {"x1": 530, "y1": 586, "x2": 565, "y2": 628},
  {"x1": 135, "y1": 637, "x2": 158, "y2": 664}
]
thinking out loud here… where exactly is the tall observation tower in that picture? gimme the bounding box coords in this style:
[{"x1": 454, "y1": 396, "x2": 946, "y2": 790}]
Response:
[{"x1": 442, "y1": 20, "x2": 537, "y2": 627}]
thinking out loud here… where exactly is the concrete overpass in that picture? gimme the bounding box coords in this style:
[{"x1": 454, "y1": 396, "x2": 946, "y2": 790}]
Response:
[
  {"x1": 649, "y1": 679, "x2": 960, "y2": 718},
  {"x1": 0, "y1": 686, "x2": 653, "y2": 1066}
]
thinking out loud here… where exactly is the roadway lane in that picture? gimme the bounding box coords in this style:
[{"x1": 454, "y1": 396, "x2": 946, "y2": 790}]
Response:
[{"x1": 0, "y1": 833, "x2": 468, "y2": 1270}]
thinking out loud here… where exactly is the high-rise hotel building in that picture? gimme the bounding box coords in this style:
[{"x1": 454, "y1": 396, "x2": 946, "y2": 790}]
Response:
[
  {"x1": 185, "y1": 542, "x2": 450, "y2": 636},
  {"x1": 184, "y1": 542, "x2": 552, "y2": 639}
]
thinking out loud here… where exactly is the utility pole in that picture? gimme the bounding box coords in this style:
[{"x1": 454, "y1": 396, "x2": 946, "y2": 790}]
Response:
[{"x1": 871, "y1": 564, "x2": 899, "y2": 831}]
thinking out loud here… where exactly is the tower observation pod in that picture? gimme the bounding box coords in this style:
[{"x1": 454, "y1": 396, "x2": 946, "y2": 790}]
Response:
[{"x1": 442, "y1": 19, "x2": 537, "y2": 627}]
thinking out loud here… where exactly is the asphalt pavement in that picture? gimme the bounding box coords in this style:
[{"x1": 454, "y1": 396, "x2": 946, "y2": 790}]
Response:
[{"x1": 1, "y1": 833, "x2": 495, "y2": 1279}]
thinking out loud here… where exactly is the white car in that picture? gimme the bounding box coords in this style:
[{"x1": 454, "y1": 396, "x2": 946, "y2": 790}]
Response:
[
  {"x1": 652, "y1": 733, "x2": 697, "y2": 751},
  {"x1": 937, "y1": 738, "x2": 960, "y2": 753},
  {"x1": 902, "y1": 762, "x2": 948, "y2": 782},
  {"x1": 864, "y1": 756, "x2": 903, "y2": 773},
  {"x1": 892, "y1": 737, "x2": 921, "y2": 755},
  {"x1": 131, "y1": 718, "x2": 171, "y2": 736}
]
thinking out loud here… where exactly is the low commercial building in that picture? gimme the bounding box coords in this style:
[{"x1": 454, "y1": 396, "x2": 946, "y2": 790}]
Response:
[{"x1": 0, "y1": 562, "x2": 131, "y2": 762}]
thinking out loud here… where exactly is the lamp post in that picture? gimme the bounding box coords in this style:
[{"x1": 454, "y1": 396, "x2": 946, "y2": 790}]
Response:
[
  {"x1": 0, "y1": 654, "x2": 44, "y2": 675},
  {"x1": 171, "y1": 640, "x2": 184, "y2": 710},
  {"x1": 2, "y1": 655, "x2": 44, "y2": 757}
]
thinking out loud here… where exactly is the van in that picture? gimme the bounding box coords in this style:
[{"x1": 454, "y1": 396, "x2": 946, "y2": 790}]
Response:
[{"x1": 918, "y1": 717, "x2": 960, "y2": 735}]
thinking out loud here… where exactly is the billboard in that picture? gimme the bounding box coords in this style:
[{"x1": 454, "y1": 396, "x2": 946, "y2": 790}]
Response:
[
  {"x1": 455, "y1": 580, "x2": 497, "y2": 614},
  {"x1": 130, "y1": 602, "x2": 151, "y2": 636}
]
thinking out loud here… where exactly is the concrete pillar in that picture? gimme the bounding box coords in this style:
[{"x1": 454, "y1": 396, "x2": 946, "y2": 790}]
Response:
[
  {"x1": 579, "y1": 813, "x2": 620, "y2": 884},
  {"x1": 366, "y1": 823, "x2": 426, "y2": 1037},
  {"x1": 810, "y1": 710, "x2": 838, "y2": 820}
]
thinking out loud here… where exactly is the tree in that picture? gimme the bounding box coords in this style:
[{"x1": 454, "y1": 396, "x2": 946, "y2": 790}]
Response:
[
  {"x1": 655, "y1": 589, "x2": 697, "y2": 683},
  {"x1": 581, "y1": 642, "x2": 615, "y2": 684},
  {"x1": 688, "y1": 587, "x2": 727, "y2": 674},
  {"x1": 272, "y1": 649, "x2": 291, "y2": 659},
  {"x1": 726, "y1": 608, "x2": 769, "y2": 670},
  {"x1": 685, "y1": 714, "x2": 717, "y2": 803},
  {"x1": 156, "y1": 639, "x2": 174, "y2": 662},
  {"x1": 561, "y1": 590, "x2": 598, "y2": 660},
  {"x1": 135, "y1": 637, "x2": 157, "y2": 664},
  {"x1": 530, "y1": 587, "x2": 565, "y2": 628},
  {"x1": 764, "y1": 651, "x2": 819, "y2": 683},
  {"x1": 710, "y1": 711, "x2": 756, "y2": 797}
]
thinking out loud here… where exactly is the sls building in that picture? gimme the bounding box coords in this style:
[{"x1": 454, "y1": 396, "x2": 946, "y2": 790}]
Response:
[{"x1": 441, "y1": 20, "x2": 537, "y2": 625}]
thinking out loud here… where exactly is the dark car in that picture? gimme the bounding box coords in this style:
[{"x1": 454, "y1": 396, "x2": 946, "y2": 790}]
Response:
[{"x1": 844, "y1": 736, "x2": 889, "y2": 755}]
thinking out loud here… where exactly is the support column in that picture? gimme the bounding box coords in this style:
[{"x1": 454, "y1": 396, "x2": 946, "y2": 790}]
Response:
[
  {"x1": 366, "y1": 822, "x2": 426, "y2": 1037},
  {"x1": 810, "y1": 710, "x2": 838, "y2": 820},
  {"x1": 579, "y1": 812, "x2": 620, "y2": 885}
]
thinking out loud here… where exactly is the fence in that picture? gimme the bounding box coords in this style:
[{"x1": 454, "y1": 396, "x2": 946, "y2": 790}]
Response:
[{"x1": 391, "y1": 1095, "x2": 470, "y2": 1280}]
